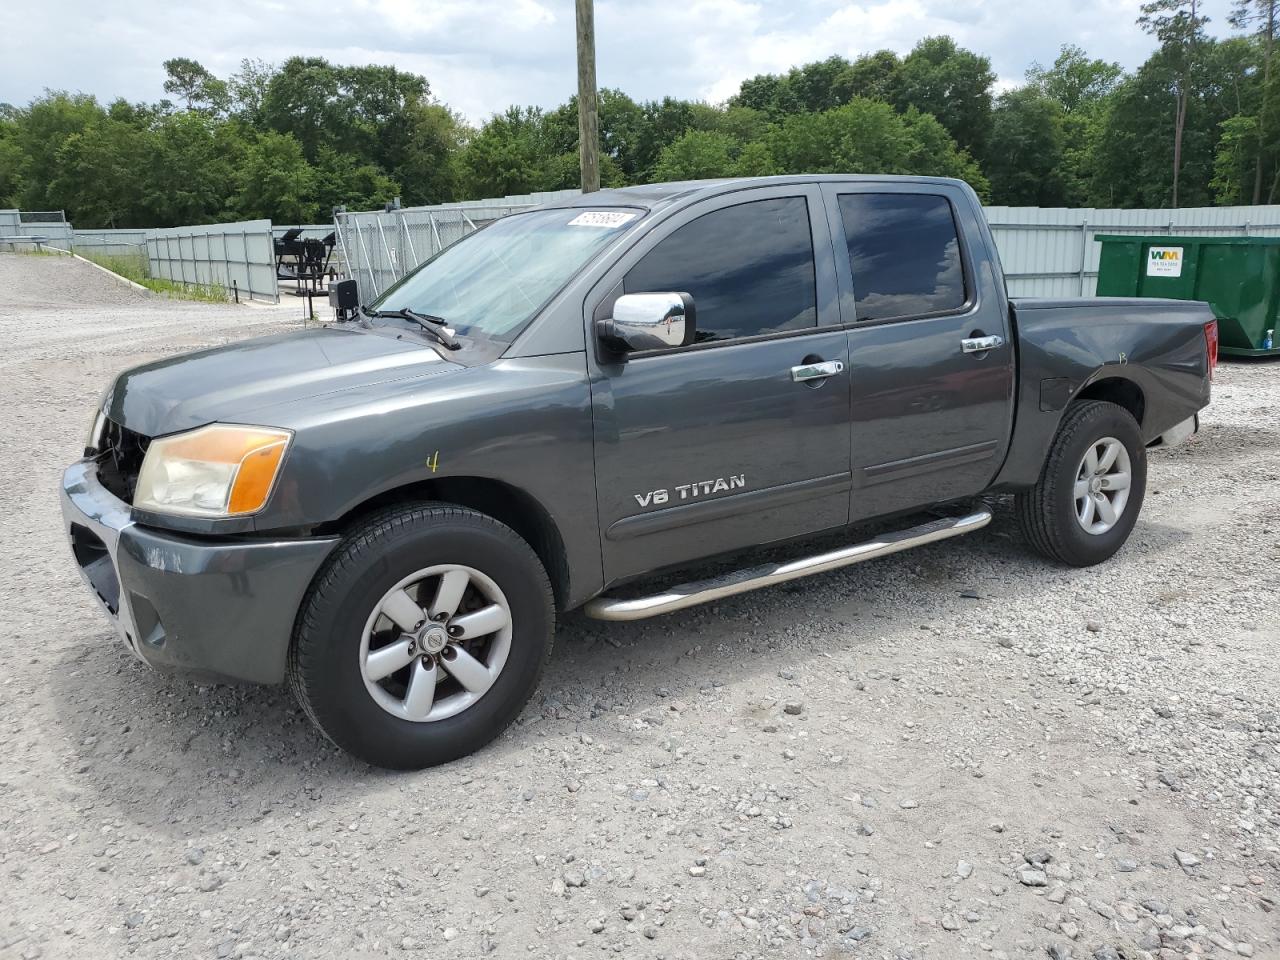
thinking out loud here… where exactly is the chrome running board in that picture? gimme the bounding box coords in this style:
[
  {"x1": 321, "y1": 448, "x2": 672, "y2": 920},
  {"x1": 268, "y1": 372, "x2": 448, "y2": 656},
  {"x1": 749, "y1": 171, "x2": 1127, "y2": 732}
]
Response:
[{"x1": 584, "y1": 507, "x2": 992, "y2": 621}]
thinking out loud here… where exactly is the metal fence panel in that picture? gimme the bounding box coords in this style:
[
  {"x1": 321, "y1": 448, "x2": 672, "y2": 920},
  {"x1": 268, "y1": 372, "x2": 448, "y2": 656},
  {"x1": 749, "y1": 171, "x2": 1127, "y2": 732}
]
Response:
[
  {"x1": 146, "y1": 219, "x2": 278, "y2": 301},
  {"x1": 71, "y1": 228, "x2": 150, "y2": 260},
  {"x1": 335, "y1": 193, "x2": 1280, "y2": 304},
  {"x1": 18, "y1": 196, "x2": 1280, "y2": 305},
  {"x1": 984, "y1": 204, "x2": 1280, "y2": 297},
  {"x1": 0, "y1": 209, "x2": 73, "y2": 251}
]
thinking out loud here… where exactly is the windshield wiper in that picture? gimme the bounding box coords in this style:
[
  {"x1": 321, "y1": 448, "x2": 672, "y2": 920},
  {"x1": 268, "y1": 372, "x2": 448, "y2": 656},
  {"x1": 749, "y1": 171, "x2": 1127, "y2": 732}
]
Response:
[{"x1": 360, "y1": 306, "x2": 461, "y2": 350}]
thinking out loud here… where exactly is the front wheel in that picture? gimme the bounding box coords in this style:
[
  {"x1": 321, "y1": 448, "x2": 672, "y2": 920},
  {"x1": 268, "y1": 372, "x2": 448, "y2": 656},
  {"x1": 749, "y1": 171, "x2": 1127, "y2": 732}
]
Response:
[
  {"x1": 1016, "y1": 400, "x2": 1147, "y2": 567},
  {"x1": 288, "y1": 503, "x2": 554, "y2": 769}
]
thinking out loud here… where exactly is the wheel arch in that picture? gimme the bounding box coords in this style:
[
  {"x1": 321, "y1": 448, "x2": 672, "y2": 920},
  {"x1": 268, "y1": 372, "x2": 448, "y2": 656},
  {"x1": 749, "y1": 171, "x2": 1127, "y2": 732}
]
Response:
[
  {"x1": 322, "y1": 476, "x2": 572, "y2": 611},
  {"x1": 1072, "y1": 374, "x2": 1146, "y2": 427}
]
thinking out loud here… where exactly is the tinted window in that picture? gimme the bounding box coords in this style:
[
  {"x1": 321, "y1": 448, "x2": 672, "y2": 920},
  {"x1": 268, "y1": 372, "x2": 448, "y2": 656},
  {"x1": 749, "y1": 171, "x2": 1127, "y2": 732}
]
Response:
[
  {"x1": 837, "y1": 193, "x2": 967, "y2": 321},
  {"x1": 624, "y1": 197, "x2": 817, "y2": 342}
]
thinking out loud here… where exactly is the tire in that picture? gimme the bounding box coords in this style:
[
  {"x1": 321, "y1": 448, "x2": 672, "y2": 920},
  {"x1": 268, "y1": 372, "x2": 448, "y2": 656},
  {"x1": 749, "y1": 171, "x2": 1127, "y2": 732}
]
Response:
[
  {"x1": 288, "y1": 502, "x2": 554, "y2": 769},
  {"x1": 1016, "y1": 400, "x2": 1147, "y2": 567}
]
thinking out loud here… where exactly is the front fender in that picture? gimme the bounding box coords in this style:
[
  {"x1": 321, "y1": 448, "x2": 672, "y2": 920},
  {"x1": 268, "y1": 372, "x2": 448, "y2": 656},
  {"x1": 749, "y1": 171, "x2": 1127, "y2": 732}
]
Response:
[{"x1": 241, "y1": 354, "x2": 604, "y2": 607}]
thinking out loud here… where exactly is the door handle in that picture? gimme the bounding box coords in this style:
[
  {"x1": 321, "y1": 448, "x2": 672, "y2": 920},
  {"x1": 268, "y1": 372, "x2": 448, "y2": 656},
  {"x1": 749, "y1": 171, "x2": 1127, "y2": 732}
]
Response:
[
  {"x1": 791, "y1": 359, "x2": 845, "y2": 382},
  {"x1": 961, "y1": 335, "x2": 1004, "y2": 354}
]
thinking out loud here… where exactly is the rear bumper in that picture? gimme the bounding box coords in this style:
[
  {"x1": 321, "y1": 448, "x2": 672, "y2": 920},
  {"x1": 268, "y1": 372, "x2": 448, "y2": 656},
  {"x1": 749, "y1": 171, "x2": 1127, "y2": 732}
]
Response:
[
  {"x1": 60, "y1": 459, "x2": 339, "y2": 684},
  {"x1": 1220, "y1": 344, "x2": 1280, "y2": 357},
  {"x1": 1153, "y1": 413, "x2": 1199, "y2": 448}
]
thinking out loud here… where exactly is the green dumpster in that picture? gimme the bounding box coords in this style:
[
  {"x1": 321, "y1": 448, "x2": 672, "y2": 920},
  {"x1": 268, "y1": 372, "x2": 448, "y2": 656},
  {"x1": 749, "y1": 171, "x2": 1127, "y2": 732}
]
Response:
[{"x1": 1095, "y1": 234, "x2": 1280, "y2": 356}]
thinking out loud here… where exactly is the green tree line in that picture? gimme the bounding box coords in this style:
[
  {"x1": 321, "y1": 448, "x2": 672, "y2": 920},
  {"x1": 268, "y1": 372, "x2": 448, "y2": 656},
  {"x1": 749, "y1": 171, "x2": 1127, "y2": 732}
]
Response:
[{"x1": 2, "y1": 0, "x2": 1279, "y2": 228}]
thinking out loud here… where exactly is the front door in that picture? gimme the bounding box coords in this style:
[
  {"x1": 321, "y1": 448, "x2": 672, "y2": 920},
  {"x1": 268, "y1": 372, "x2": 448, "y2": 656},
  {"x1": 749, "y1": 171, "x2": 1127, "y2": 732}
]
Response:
[
  {"x1": 587, "y1": 186, "x2": 852, "y2": 585},
  {"x1": 818, "y1": 183, "x2": 1016, "y2": 522}
]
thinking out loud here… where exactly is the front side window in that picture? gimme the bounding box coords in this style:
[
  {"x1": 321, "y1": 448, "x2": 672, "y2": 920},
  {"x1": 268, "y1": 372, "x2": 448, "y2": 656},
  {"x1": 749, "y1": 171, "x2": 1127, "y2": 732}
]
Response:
[
  {"x1": 624, "y1": 197, "x2": 817, "y2": 343},
  {"x1": 373, "y1": 207, "x2": 639, "y2": 343},
  {"x1": 837, "y1": 193, "x2": 967, "y2": 322}
]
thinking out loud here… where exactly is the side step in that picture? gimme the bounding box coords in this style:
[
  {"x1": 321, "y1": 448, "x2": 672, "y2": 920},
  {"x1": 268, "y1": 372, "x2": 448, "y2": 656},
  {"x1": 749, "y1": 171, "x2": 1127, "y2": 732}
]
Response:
[{"x1": 584, "y1": 507, "x2": 993, "y2": 621}]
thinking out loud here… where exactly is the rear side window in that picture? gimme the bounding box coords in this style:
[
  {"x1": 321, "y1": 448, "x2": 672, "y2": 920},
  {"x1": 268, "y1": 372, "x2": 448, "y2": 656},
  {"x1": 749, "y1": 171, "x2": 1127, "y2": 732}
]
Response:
[
  {"x1": 837, "y1": 193, "x2": 967, "y2": 321},
  {"x1": 624, "y1": 196, "x2": 817, "y2": 343}
]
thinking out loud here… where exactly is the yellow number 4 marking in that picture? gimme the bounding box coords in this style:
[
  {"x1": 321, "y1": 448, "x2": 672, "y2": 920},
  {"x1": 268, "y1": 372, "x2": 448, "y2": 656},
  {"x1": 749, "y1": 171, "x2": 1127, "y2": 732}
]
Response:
[{"x1": 426, "y1": 450, "x2": 440, "y2": 473}]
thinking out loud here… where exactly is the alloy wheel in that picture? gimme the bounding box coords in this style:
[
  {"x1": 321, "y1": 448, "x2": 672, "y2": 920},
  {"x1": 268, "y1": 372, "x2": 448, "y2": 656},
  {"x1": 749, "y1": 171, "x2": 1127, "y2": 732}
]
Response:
[
  {"x1": 1073, "y1": 436, "x2": 1132, "y2": 535},
  {"x1": 358, "y1": 564, "x2": 512, "y2": 722}
]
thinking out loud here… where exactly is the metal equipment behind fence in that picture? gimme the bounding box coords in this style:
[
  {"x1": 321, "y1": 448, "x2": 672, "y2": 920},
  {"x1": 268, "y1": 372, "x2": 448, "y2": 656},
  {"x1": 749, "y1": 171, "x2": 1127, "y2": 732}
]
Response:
[{"x1": 274, "y1": 228, "x2": 337, "y2": 295}]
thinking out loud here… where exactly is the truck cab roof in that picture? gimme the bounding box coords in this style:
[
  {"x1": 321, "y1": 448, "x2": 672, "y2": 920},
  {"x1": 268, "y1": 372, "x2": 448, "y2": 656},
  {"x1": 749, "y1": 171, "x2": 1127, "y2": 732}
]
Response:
[{"x1": 540, "y1": 174, "x2": 973, "y2": 214}]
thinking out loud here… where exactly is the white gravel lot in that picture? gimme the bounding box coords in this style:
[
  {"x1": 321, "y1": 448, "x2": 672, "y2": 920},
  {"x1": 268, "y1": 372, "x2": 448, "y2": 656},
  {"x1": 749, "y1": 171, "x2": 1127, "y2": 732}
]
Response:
[{"x1": 0, "y1": 252, "x2": 1277, "y2": 960}]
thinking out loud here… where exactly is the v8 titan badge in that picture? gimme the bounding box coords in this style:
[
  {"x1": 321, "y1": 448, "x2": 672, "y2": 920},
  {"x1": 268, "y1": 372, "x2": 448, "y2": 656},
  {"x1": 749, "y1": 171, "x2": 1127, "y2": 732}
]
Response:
[{"x1": 1146, "y1": 246, "x2": 1183, "y2": 278}]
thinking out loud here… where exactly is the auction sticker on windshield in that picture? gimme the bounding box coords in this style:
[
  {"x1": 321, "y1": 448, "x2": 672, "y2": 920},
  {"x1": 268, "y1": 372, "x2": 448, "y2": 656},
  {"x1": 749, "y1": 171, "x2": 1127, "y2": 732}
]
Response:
[{"x1": 568, "y1": 211, "x2": 638, "y2": 228}]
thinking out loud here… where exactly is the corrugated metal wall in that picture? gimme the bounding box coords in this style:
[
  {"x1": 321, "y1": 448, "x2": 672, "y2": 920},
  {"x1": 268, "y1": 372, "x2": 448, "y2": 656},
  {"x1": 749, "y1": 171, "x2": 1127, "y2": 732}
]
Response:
[{"x1": 985, "y1": 204, "x2": 1280, "y2": 297}]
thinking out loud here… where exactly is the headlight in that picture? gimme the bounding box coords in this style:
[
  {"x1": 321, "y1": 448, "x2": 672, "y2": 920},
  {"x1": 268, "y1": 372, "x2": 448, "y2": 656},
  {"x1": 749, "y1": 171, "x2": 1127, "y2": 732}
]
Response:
[
  {"x1": 85, "y1": 408, "x2": 108, "y2": 455},
  {"x1": 134, "y1": 424, "x2": 292, "y2": 518}
]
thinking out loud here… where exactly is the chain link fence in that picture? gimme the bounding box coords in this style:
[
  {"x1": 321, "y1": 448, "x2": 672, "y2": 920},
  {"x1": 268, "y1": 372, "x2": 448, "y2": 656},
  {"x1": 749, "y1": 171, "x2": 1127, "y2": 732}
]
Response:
[{"x1": 334, "y1": 191, "x2": 580, "y2": 302}]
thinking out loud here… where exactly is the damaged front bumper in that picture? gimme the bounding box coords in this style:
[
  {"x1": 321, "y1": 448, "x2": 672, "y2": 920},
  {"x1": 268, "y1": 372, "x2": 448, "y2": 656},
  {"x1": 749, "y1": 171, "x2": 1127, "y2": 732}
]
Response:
[{"x1": 60, "y1": 459, "x2": 339, "y2": 684}]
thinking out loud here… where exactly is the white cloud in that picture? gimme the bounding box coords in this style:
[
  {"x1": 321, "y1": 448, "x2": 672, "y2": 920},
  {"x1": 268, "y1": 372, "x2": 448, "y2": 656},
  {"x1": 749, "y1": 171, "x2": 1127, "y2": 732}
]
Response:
[{"x1": 0, "y1": 0, "x2": 1239, "y2": 122}]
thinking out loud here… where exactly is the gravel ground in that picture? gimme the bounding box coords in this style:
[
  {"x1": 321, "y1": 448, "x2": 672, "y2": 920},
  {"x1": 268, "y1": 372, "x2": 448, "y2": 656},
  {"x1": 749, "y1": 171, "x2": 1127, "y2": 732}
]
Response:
[{"x1": 0, "y1": 251, "x2": 1276, "y2": 960}]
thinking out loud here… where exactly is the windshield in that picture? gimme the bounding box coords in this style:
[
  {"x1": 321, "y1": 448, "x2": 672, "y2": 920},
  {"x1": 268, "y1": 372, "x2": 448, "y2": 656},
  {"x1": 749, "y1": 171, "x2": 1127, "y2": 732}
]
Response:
[{"x1": 369, "y1": 207, "x2": 641, "y2": 343}]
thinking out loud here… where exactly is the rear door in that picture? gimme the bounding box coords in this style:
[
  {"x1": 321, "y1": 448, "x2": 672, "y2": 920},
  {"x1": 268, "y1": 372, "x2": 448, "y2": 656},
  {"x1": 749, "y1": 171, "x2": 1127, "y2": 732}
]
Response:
[
  {"x1": 586, "y1": 185, "x2": 851, "y2": 584},
  {"x1": 819, "y1": 183, "x2": 1015, "y2": 522}
]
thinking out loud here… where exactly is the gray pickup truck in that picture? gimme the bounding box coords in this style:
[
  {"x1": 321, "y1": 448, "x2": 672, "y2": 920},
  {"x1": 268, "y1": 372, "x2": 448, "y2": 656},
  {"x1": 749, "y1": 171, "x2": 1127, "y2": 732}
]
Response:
[{"x1": 62, "y1": 175, "x2": 1216, "y2": 768}]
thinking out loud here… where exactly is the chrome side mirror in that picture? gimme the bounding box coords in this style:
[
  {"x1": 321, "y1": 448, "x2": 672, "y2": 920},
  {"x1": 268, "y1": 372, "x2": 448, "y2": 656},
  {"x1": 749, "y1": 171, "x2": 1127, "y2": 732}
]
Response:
[{"x1": 598, "y1": 292, "x2": 696, "y2": 354}]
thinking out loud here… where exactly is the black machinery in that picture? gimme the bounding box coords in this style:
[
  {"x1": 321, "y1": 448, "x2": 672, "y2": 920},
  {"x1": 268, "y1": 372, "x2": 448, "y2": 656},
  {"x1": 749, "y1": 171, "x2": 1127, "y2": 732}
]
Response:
[
  {"x1": 328, "y1": 278, "x2": 360, "y2": 323},
  {"x1": 274, "y1": 229, "x2": 337, "y2": 296}
]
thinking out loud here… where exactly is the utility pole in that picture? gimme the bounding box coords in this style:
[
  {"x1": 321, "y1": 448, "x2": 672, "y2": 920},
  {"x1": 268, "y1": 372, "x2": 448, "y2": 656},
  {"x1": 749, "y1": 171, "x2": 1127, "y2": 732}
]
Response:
[{"x1": 576, "y1": 0, "x2": 600, "y2": 193}]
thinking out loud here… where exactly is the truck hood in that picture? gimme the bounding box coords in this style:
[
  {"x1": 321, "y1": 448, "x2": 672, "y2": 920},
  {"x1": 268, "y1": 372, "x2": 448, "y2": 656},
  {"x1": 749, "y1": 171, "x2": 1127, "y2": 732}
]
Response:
[{"x1": 106, "y1": 326, "x2": 463, "y2": 437}]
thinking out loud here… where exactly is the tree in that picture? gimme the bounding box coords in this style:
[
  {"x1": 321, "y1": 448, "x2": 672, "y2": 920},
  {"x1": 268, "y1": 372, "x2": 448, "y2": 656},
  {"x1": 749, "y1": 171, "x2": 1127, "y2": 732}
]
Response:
[
  {"x1": 1138, "y1": 0, "x2": 1211, "y2": 206},
  {"x1": 234, "y1": 131, "x2": 316, "y2": 222},
  {"x1": 459, "y1": 107, "x2": 550, "y2": 197},
  {"x1": 765, "y1": 98, "x2": 988, "y2": 195},
  {"x1": 10, "y1": 91, "x2": 103, "y2": 210},
  {"x1": 651, "y1": 130, "x2": 738, "y2": 181},
  {"x1": 260, "y1": 57, "x2": 430, "y2": 166},
  {"x1": 541, "y1": 89, "x2": 647, "y2": 180},
  {"x1": 394, "y1": 103, "x2": 465, "y2": 205},
  {"x1": 893, "y1": 37, "x2": 995, "y2": 159},
  {"x1": 229, "y1": 58, "x2": 275, "y2": 124},
  {"x1": 845, "y1": 50, "x2": 903, "y2": 102},
  {"x1": 985, "y1": 89, "x2": 1067, "y2": 205},
  {"x1": 147, "y1": 110, "x2": 241, "y2": 224},
  {"x1": 47, "y1": 113, "x2": 154, "y2": 227},
  {"x1": 732, "y1": 73, "x2": 799, "y2": 119},
  {"x1": 312, "y1": 146, "x2": 400, "y2": 214},
  {"x1": 1230, "y1": 0, "x2": 1280, "y2": 200},
  {"x1": 1027, "y1": 44, "x2": 1123, "y2": 113},
  {"x1": 162, "y1": 58, "x2": 229, "y2": 114},
  {"x1": 1025, "y1": 45, "x2": 1123, "y2": 203},
  {"x1": 632, "y1": 97, "x2": 725, "y2": 178},
  {"x1": 786, "y1": 56, "x2": 859, "y2": 113},
  {"x1": 0, "y1": 115, "x2": 24, "y2": 205},
  {"x1": 1088, "y1": 37, "x2": 1243, "y2": 208}
]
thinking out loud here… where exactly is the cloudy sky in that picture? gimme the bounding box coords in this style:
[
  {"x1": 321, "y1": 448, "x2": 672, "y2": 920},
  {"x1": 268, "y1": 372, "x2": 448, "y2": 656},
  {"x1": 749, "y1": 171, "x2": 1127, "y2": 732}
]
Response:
[{"x1": 0, "y1": 0, "x2": 1239, "y2": 123}]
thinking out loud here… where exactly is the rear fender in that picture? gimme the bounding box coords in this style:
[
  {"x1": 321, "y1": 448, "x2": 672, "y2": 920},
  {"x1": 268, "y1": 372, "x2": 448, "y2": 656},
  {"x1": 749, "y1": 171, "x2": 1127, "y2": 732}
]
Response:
[{"x1": 991, "y1": 298, "x2": 1211, "y2": 490}]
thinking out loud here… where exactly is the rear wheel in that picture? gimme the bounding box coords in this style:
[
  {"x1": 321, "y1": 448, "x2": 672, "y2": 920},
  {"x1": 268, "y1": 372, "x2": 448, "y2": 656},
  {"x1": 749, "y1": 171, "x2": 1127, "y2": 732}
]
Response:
[
  {"x1": 1016, "y1": 400, "x2": 1147, "y2": 567},
  {"x1": 289, "y1": 503, "x2": 554, "y2": 769}
]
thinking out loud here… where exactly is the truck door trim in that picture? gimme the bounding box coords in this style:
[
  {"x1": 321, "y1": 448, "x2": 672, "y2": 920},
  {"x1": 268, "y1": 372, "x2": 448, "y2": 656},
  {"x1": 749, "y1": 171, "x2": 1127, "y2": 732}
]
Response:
[
  {"x1": 861, "y1": 440, "x2": 999, "y2": 486},
  {"x1": 606, "y1": 471, "x2": 853, "y2": 541}
]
